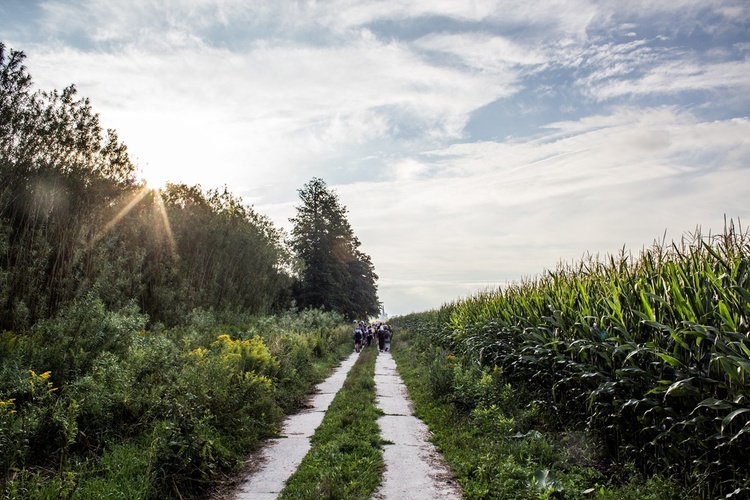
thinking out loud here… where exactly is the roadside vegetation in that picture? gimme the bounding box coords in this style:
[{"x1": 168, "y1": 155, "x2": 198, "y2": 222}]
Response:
[
  {"x1": 280, "y1": 347, "x2": 383, "y2": 499},
  {"x1": 392, "y1": 222, "x2": 749, "y2": 499},
  {"x1": 0, "y1": 43, "x2": 378, "y2": 498},
  {"x1": 1, "y1": 308, "x2": 353, "y2": 498},
  {"x1": 393, "y1": 330, "x2": 680, "y2": 499}
]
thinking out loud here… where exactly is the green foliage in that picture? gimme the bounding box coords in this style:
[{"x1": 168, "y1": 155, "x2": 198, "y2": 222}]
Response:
[
  {"x1": 74, "y1": 440, "x2": 155, "y2": 499},
  {"x1": 0, "y1": 43, "x2": 295, "y2": 330},
  {"x1": 393, "y1": 221, "x2": 750, "y2": 497},
  {"x1": 392, "y1": 328, "x2": 686, "y2": 499},
  {"x1": 157, "y1": 184, "x2": 293, "y2": 321},
  {"x1": 32, "y1": 294, "x2": 147, "y2": 385},
  {"x1": 1, "y1": 307, "x2": 353, "y2": 498},
  {"x1": 0, "y1": 43, "x2": 142, "y2": 328}
]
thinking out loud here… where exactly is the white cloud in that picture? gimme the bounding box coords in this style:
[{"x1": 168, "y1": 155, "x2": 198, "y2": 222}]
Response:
[
  {"x1": 21, "y1": 20, "x2": 522, "y2": 199},
  {"x1": 414, "y1": 32, "x2": 547, "y2": 71},
  {"x1": 6, "y1": 0, "x2": 750, "y2": 316},
  {"x1": 336, "y1": 108, "x2": 750, "y2": 314},
  {"x1": 589, "y1": 59, "x2": 750, "y2": 99}
]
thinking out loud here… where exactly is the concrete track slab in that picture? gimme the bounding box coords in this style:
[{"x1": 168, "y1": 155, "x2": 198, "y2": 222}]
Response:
[
  {"x1": 232, "y1": 348, "x2": 462, "y2": 499},
  {"x1": 374, "y1": 351, "x2": 462, "y2": 499},
  {"x1": 233, "y1": 352, "x2": 359, "y2": 499},
  {"x1": 377, "y1": 393, "x2": 412, "y2": 416}
]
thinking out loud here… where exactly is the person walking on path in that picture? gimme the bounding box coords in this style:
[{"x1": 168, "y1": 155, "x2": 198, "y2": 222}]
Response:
[
  {"x1": 353, "y1": 327, "x2": 363, "y2": 353},
  {"x1": 377, "y1": 325, "x2": 386, "y2": 352}
]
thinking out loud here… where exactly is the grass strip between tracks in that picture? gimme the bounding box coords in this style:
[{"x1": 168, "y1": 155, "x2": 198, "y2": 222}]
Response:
[{"x1": 279, "y1": 345, "x2": 383, "y2": 499}]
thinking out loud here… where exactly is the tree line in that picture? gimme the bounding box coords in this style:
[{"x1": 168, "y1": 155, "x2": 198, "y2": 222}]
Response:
[{"x1": 0, "y1": 42, "x2": 380, "y2": 330}]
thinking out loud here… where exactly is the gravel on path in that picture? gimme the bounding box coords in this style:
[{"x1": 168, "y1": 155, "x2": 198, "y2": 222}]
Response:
[
  {"x1": 233, "y1": 351, "x2": 359, "y2": 499},
  {"x1": 374, "y1": 351, "x2": 463, "y2": 499}
]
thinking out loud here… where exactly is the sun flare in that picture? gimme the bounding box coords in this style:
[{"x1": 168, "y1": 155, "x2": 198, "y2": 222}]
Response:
[
  {"x1": 139, "y1": 166, "x2": 170, "y2": 191},
  {"x1": 88, "y1": 185, "x2": 176, "y2": 255},
  {"x1": 152, "y1": 188, "x2": 176, "y2": 253}
]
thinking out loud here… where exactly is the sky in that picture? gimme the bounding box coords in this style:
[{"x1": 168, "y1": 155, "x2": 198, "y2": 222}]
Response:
[{"x1": 2, "y1": 1, "x2": 749, "y2": 316}]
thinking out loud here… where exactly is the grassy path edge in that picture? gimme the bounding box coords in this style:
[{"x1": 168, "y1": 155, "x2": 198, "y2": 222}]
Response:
[
  {"x1": 391, "y1": 331, "x2": 682, "y2": 499},
  {"x1": 279, "y1": 346, "x2": 384, "y2": 499}
]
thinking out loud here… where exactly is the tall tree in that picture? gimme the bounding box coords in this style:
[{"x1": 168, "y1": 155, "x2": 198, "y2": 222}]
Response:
[
  {"x1": 289, "y1": 178, "x2": 379, "y2": 319},
  {"x1": 0, "y1": 43, "x2": 140, "y2": 328}
]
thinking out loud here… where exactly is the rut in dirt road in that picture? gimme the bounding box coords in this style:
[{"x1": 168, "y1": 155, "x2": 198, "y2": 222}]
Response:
[{"x1": 374, "y1": 351, "x2": 463, "y2": 499}]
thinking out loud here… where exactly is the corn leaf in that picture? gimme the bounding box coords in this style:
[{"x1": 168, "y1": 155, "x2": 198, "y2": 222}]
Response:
[
  {"x1": 665, "y1": 378, "x2": 699, "y2": 398},
  {"x1": 640, "y1": 290, "x2": 655, "y2": 322},
  {"x1": 694, "y1": 398, "x2": 732, "y2": 412},
  {"x1": 729, "y1": 423, "x2": 750, "y2": 443},
  {"x1": 722, "y1": 408, "x2": 750, "y2": 433},
  {"x1": 718, "y1": 301, "x2": 737, "y2": 331},
  {"x1": 656, "y1": 352, "x2": 685, "y2": 368},
  {"x1": 732, "y1": 285, "x2": 750, "y2": 303}
]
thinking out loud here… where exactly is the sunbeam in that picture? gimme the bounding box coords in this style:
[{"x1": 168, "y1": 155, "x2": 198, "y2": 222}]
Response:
[
  {"x1": 88, "y1": 186, "x2": 150, "y2": 250},
  {"x1": 152, "y1": 188, "x2": 176, "y2": 255},
  {"x1": 88, "y1": 185, "x2": 176, "y2": 255}
]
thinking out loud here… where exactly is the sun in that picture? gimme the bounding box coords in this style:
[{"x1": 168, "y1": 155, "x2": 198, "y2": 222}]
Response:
[{"x1": 139, "y1": 165, "x2": 170, "y2": 191}]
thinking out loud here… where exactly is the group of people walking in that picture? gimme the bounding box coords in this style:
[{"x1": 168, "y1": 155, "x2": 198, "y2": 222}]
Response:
[{"x1": 353, "y1": 321, "x2": 393, "y2": 353}]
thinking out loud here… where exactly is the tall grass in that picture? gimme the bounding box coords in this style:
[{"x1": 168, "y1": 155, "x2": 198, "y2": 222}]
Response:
[{"x1": 394, "y1": 220, "x2": 750, "y2": 497}]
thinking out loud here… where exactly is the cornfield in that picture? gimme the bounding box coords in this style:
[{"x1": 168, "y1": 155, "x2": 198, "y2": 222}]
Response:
[{"x1": 398, "y1": 220, "x2": 750, "y2": 497}]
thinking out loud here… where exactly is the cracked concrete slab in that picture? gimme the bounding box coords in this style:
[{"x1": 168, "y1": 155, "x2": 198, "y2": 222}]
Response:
[
  {"x1": 233, "y1": 352, "x2": 359, "y2": 499},
  {"x1": 374, "y1": 351, "x2": 462, "y2": 499}
]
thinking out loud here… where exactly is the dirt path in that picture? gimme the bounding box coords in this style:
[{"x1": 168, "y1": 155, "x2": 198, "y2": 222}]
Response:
[
  {"x1": 373, "y1": 351, "x2": 463, "y2": 499},
  {"x1": 230, "y1": 348, "x2": 461, "y2": 499}
]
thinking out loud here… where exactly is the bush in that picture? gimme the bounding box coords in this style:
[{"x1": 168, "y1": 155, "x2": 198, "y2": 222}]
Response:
[
  {"x1": 28, "y1": 295, "x2": 147, "y2": 386},
  {"x1": 1, "y1": 308, "x2": 352, "y2": 498}
]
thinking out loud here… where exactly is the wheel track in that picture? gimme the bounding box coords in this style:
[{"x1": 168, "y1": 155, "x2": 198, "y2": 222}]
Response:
[{"x1": 231, "y1": 349, "x2": 462, "y2": 499}]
